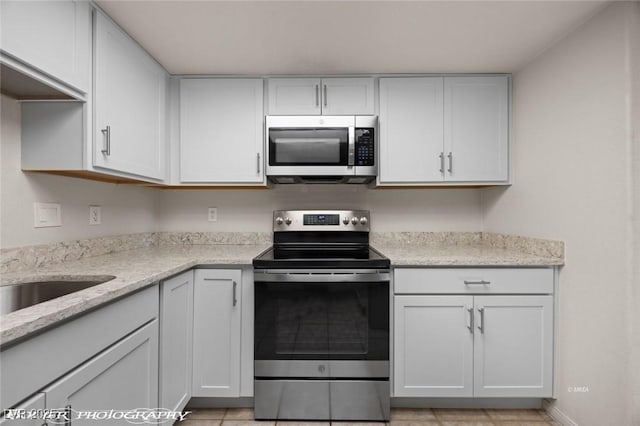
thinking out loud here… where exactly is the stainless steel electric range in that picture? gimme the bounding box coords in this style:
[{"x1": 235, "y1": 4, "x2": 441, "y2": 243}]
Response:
[{"x1": 252, "y1": 210, "x2": 390, "y2": 421}]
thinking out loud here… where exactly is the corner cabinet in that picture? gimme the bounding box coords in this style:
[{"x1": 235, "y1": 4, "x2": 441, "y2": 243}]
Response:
[
  {"x1": 93, "y1": 10, "x2": 167, "y2": 181},
  {"x1": 160, "y1": 271, "x2": 194, "y2": 413},
  {"x1": 379, "y1": 76, "x2": 509, "y2": 185},
  {"x1": 0, "y1": 0, "x2": 91, "y2": 97},
  {"x1": 267, "y1": 77, "x2": 374, "y2": 115},
  {"x1": 179, "y1": 78, "x2": 265, "y2": 184},
  {"x1": 393, "y1": 268, "x2": 554, "y2": 398},
  {"x1": 192, "y1": 269, "x2": 243, "y2": 397}
]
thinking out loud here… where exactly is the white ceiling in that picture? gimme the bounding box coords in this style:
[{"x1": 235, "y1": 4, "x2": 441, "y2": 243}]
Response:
[{"x1": 96, "y1": 0, "x2": 610, "y2": 75}]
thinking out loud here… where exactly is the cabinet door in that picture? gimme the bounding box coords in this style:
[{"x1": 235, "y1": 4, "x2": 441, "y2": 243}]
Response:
[
  {"x1": 0, "y1": 0, "x2": 90, "y2": 94},
  {"x1": 160, "y1": 271, "x2": 193, "y2": 413},
  {"x1": 192, "y1": 269, "x2": 242, "y2": 397},
  {"x1": 473, "y1": 296, "x2": 553, "y2": 397},
  {"x1": 379, "y1": 77, "x2": 444, "y2": 183},
  {"x1": 321, "y1": 78, "x2": 374, "y2": 115},
  {"x1": 180, "y1": 79, "x2": 264, "y2": 183},
  {"x1": 444, "y1": 76, "x2": 509, "y2": 182},
  {"x1": 0, "y1": 392, "x2": 45, "y2": 426},
  {"x1": 94, "y1": 11, "x2": 167, "y2": 181},
  {"x1": 394, "y1": 296, "x2": 473, "y2": 397},
  {"x1": 43, "y1": 320, "x2": 159, "y2": 424},
  {"x1": 267, "y1": 78, "x2": 321, "y2": 115}
]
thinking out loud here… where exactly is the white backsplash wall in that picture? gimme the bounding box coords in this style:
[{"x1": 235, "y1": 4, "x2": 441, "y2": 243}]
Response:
[
  {"x1": 157, "y1": 185, "x2": 483, "y2": 233},
  {"x1": 481, "y1": 3, "x2": 638, "y2": 425},
  {"x1": 0, "y1": 95, "x2": 159, "y2": 249}
]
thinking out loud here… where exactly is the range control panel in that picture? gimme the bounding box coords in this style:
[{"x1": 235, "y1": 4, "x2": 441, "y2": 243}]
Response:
[{"x1": 273, "y1": 210, "x2": 370, "y2": 232}]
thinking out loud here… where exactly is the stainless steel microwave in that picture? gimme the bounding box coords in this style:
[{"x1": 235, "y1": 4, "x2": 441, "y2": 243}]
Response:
[{"x1": 265, "y1": 115, "x2": 377, "y2": 184}]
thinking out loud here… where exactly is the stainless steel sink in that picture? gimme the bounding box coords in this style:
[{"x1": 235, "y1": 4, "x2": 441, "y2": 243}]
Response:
[{"x1": 0, "y1": 276, "x2": 116, "y2": 316}]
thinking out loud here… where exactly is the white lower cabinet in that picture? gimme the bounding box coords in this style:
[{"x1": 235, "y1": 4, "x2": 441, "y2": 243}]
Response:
[
  {"x1": 160, "y1": 271, "x2": 194, "y2": 412},
  {"x1": 192, "y1": 269, "x2": 242, "y2": 397},
  {"x1": 43, "y1": 320, "x2": 159, "y2": 422},
  {"x1": 393, "y1": 268, "x2": 554, "y2": 398}
]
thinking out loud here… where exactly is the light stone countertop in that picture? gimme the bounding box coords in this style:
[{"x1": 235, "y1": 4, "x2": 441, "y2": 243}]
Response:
[
  {"x1": 0, "y1": 244, "x2": 270, "y2": 346},
  {"x1": 0, "y1": 234, "x2": 564, "y2": 347},
  {"x1": 375, "y1": 243, "x2": 565, "y2": 266}
]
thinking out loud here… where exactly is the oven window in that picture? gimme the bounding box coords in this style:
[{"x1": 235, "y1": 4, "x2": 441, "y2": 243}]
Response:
[
  {"x1": 269, "y1": 128, "x2": 349, "y2": 165},
  {"x1": 254, "y1": 282, "x2": 389, "y2": 361}
]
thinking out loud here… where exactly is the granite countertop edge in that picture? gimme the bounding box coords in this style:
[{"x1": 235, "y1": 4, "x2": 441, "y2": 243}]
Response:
[{"x1": 0, "y1": 241, "x2": 562, "y2": 346}]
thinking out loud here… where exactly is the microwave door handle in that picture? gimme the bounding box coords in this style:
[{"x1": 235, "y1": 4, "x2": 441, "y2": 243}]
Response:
[{"x1": 348, "y1": 126, "x2": 355, "y2": 167}]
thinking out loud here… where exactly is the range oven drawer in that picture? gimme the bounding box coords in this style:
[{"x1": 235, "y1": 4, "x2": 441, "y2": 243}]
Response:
[{"x1": 255, "y1": 379, "x2": 390, "y2": 421}]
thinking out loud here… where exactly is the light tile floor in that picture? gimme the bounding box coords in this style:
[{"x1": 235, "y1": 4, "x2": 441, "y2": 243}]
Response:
[{"x1": 177, "y1": 408, "x2": 560, "y2": 426}]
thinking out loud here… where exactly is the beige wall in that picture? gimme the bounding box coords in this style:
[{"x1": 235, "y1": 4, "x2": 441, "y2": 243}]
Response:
[
  {"x1": 156, "y1": 186, "x2": 482, "y2": 233},
  {"x1": 481, "y1": 3, "x2": 638, "y2": 425},
  {"x1": 629, "y1": 3, "x2": 640, "y2": 424},
  {"x1": 0, "y1": 95, "x2": 159, "y2": 249}
]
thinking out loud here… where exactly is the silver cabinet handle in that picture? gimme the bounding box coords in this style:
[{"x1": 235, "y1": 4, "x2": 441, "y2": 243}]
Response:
[
  {"x1": 464, "y1": 280, "x2": 491, "y2": 285},
  {"x1": 100, "y1": 125, "x2": 111, "y2": 156},
  {"x1": 315, "y1": 84, "x2": 319, "y2": 107},
  {"x1": 477, "y1": 308, "x2": 485, "y2": 334},
  {"x1": 447, "y1": 152, "x2": 453, "y2": 173},
  {"x1": 467, "y1": 307, "x2": 473, "y2": 332},
  {"x1": 232, "y1": 281, "x2": 237, "y2": 307},
  {"x1": 256, "y1": 152, "x2": 261, "y2": 174},
  {"x1": 439, "y1": 152, "x2": 445, "y2": 174},
  {"x1": 323, "y1": 84, "x2": 328, "y2": 107}
]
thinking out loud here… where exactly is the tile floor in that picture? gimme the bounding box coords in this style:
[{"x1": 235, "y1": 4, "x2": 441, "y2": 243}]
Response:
[{"x1": 178, "y1": 408, "x2": 560, "y2": 426}]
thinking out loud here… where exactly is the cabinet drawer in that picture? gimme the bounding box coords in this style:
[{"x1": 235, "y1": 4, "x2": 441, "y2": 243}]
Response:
[{"x1": 394, "y1": 268, "x2": 553, "y2": 294}]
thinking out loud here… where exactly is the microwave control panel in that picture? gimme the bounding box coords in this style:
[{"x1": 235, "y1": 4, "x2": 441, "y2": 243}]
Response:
[{"x1": 355, "y1": 128, "x2": 375, "y2": 166}]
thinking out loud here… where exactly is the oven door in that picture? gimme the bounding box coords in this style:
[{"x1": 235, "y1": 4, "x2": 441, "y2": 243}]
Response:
[
  {"x1": 254, "y1": 270, "x2": 389, "y2": 364},
  {"x1": 266, "y1": 116, "x2": 356, "y2": 176}
]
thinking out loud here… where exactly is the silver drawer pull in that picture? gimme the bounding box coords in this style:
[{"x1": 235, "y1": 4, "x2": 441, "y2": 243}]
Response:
[
  {"x1": 464, "y1": 280, "x2": 491, "y2": 285},
  {"x1": 467, "y1": 307, "x2": 473, "y2": 332}
]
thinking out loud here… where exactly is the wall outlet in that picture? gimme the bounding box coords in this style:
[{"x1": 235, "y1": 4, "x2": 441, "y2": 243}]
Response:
[
  {"x1": 89, "y1": 205, "x2": 101, "y2": 225},
  {"x1": 208, "y1": 207, "x2": 218, "y2": 222},
  {"x1": 34, "y1": 202, "x2": 62, "y2": 228}
]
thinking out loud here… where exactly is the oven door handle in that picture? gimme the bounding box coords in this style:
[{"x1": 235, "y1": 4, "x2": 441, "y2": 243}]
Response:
[{"x1": 254, "y1": 271, "x2": 390, "y2": 283}]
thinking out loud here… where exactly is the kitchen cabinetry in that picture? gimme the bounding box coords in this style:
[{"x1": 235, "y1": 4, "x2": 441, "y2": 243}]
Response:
[
  {"x1": 393, "y1": 268, "x2": 553, "y2": 398},
  {"x1": 44, "y1": 320, "x2": 159, "y2": 420},
  {"x1": 93, "y1": 10, "x2": 167, "y2": 181},
  {"x1": 179, "y1": 78, "x2": 264, "y2": 184},
  {"x1": 192, "y1": 269, "x2": 242, "y2": 397},
  {"x1": 160, "y1": 271, "x2": 194, "y2": 413},
  {"x1": 267, "y1": 77, "x2": 374, "y2": 115},
  {"x1": 378, "y1": 75, "x2": 509, "y2": 185},
  {"x1": 0, "y1": 0, "x2": 91, "y2": 98},
  {"x1": 1, "y1": 284, "x2": 159, "y2": 418}
]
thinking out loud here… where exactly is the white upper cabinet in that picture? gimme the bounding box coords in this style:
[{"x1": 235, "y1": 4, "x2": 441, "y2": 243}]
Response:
[
  {"x1": 179, "y1": 78, "x2": 264, "y2": 184},
  {"x1": 379, "y1": 77, "x2": 444, "y2": 183},
  {"x1": 0, "y1": 0, "x2": 91, "y2": 96},
  {"x1": 268, "y1": 77, "x2": 374, "y2": 115},
  {"x1": 94, "y1": 10, "x2": 167, "y2": 181},
  {"x1": 378, "y1": 75, "x2": 510, "y2": 185},
  {"x1": 444, "y1": 76, "x2": 509, "y2": 182}
]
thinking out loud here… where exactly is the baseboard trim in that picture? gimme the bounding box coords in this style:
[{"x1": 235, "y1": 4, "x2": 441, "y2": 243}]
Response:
[
  {"x1": 543, "y1": 399, "x2": 578, "y2": 426},
  {"x1": 391, "y1": 397, "x2": 543, "y2": 409}
]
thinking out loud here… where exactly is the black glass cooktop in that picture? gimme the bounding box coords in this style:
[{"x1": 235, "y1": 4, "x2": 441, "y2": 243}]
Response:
[{"x1": 253, "y1": 245, "x2": 390, "y2": 269}]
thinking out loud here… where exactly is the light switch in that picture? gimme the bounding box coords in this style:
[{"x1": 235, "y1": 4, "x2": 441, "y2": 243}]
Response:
[{"x1": 34, "y1": 202, "x2": 61, "y2": 228}]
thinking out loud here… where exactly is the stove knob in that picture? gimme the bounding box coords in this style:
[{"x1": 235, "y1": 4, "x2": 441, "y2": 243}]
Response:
[
  {"x1": 351, "y1": 217, "x2": 358, "y2": 225},
  {"x1": 285, "y1": 217, "x2": 292, "y2": 226},
  {"x1": 275, "y1": 217, "x2": 284, "y2": 225},
  {"x1": 359, "y1": 217, "x2": 368, "y2": 226},
  {"x1": 342, "y1": 217, "x2": 350, "y2": 225}
]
